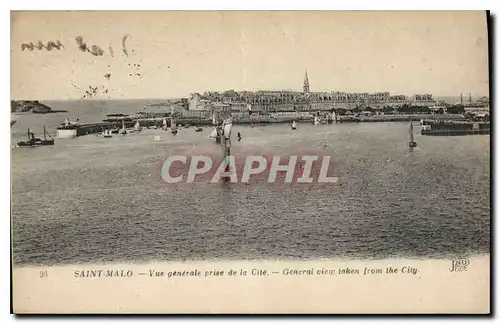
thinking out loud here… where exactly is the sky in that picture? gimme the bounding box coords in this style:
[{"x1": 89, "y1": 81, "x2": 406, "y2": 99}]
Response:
[{"x1": 11, "y1": 11, "x2": 490, "y2": 100}]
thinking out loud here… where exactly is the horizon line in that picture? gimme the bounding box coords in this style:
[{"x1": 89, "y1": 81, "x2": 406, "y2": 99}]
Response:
[{"x1": 12, "y1": 93, "x2": 490, "y2": 102}]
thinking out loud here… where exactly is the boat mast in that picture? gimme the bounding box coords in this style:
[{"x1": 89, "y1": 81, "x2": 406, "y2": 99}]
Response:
[
  {"x1": 409, "y1": 122, "x2": 414, "y2": 142},
  {"x1": 220, "y1": 117, "x2": 233, "y2": 164}
]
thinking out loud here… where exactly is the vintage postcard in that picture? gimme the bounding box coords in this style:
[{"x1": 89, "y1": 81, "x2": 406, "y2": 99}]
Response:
[{"x1": 10, "y1": 11, "x2": 490, "y2": 314}]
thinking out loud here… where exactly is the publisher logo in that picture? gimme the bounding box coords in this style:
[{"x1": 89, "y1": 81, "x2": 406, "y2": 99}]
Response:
[{"x1": 450, "y1": 258, "x2": 470, "y2": 272}]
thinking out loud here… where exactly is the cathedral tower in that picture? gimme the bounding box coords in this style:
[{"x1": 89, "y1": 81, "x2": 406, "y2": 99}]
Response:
[{"x1": 303, "y1": 70, "x2": 310, "y2": 93}]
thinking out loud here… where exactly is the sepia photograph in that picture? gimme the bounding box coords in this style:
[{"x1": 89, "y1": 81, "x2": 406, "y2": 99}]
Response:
[{"x1": 10, "y1": 10, "x2": 491, "y2": 314}]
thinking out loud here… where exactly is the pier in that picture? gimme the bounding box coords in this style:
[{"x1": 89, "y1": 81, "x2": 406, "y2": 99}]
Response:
[{"x1": 420, "y1": 119, "x2": 490, "y2": 136}]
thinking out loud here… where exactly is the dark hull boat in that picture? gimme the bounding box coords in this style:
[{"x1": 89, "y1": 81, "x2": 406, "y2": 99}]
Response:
[{"x1": 17, "y1": 127, "x2": 54, "y2": 147}]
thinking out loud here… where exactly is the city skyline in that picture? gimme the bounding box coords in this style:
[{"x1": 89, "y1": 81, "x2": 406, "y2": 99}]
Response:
[{"x1": 11, "y1": 11, "x2": 489, "y2": 100}]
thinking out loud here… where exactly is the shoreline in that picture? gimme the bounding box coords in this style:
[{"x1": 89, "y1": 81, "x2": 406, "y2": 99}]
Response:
[{"x1": 111, "y1": 113, "x2": 471, "y2": 126}]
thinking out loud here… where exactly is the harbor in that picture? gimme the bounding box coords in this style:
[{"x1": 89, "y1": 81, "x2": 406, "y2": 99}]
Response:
[
  {"x1": 49, "y1": 111, "x2": 489, "y2": 140},
  {"x1": 10, "y1": 14, "x2": 491, "y2": 313},
  {"x1": 11, "y1": 118, "x2": 491, "y2": 265},
  {"x1": 11, "y1": 71, "x2": 490, "y2": 142}
]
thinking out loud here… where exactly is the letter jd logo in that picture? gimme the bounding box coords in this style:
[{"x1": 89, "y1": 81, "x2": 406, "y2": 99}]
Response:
[{"x1": 450, "y1": 258, "x2": 470, "y2": 272}]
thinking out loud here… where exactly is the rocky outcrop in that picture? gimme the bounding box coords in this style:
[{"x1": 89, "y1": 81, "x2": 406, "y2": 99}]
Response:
[{"x1": 11, "y1": 100, "x2": 53, "y2": 113}]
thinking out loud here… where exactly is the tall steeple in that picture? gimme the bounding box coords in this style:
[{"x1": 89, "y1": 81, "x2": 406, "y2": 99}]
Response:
[{"x1": 303, "y1": 70, "x2": 310, "y2": 93}]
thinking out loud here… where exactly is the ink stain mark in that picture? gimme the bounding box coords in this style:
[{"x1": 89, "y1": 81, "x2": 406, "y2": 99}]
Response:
[
  {"x1": 21, "y1": 40, "x2": 64, "y2": 51},
  {"x1": 75, "y1": 36, "x2": 87, "y2": 52},
  {"x1": 89, "y1": 44, "x2": 104, "y2": 56},
  {"x1": 76, "y1": 36, "x2": 104, "y2": 56},
  {"x1": 79, "y1": 84, "x2": 110, "y2": 99},
  {"x1": 122, "y1": 34, "x2": 130, "y2": 57}
]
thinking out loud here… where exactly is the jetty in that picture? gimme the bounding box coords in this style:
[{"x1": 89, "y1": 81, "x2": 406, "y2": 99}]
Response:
[
  {"x1": 421, "y1": 119, "x2": 490, "y2": 136},
  {"x1": 335, "y1": 114, "x2": 467, "y2": 123}
]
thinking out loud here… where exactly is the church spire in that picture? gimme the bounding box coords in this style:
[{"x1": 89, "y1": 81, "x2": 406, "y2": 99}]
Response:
[{"x1": 303, "y1": 70, "x2": 310, "y2": 93}]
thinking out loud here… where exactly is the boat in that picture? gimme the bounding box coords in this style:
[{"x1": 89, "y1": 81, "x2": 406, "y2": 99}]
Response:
[
  {"x1": 222, "y1": 117, "x2": 233, "y2": 141},
  {"x1": 134, "y1": 121, "x2": 142, "y2": 132},
  {"x1": 103, "y1": 129, "x2": 112, "y2": 138},
  {"x1": 220, "y1": 117, "x2": 233, "y2": 179},
  {"x1": 17, "y1": 127, "x2": 54, "y2": 147},
  {"x1": 327, "y1": 113, "x2": 334, "y2": 124},
  {"x1": 314, "y1": 116, "x2": 320, "y2": 126},
  {"x1": 10, "y1": 120, "x2": 17, "y2": 127},
  {"x1": 212, "y1": 112, "x2": 217, "y2": 126},
  {"x1": 408, "y1": 122, "x2": 417, "y2": 148},
  {"x1": 171, "y1": 118, "x2": 178, "y2": 135},
  {"x1": 195, "y1": 126, "x2": 203, "y2": 132},
  {"x1": 163, "y1": 118, "x2": 168, "y2": 131},
  {"x1": 209, "y1": 127, "x2": 218, "y2": 138},
  {"x1": 291, "y1": 120, "x2": 297, "y2": 130},
  {"x1": 119, "y1": 119, "x2": 127, "y2": 135}
]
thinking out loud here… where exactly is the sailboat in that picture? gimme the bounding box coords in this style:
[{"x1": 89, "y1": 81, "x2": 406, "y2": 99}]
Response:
[
  {"x1": 134, "y1": 121, "x2": 142, "y2": 132},
  {"x1": 314, "y1": 116, "x2": 320, "y2": 126},
  {"x1": 103, "y1": 128, "x2": 112, "y2": 138},
  {"x1": 408, "y1": 122, "x2": 417, "y2": 148},
  {"x1": 291, "y1": 120, "x2": 297, "y2": 130},
  {"x1": 220, "y1": 117, "x2": 233, "y2": 178},
  {"x1": 209, "y1": 111, "x2": 221, "y2": 142},
  {"x1": 209, "y1": 127, "x2": 218, "y2": 138},
  {"x1": 163, "y1": 117, "x2": 168, "y2": 131},
  {"x1": 171, "y1": 117, "x2": 178, "y2": 135},
  {"x1": 326, "y1": 113, "x2": 333, "y2": 124},
  {"x1": 212, "y1": 111, "x2": 217, "y2": 126},
  {"x1": 222, "y1": 117, "x2": 233, "y2": 140},
  {"x1": 119, "y1": 119, "x2": 127, "y2": 135}
]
